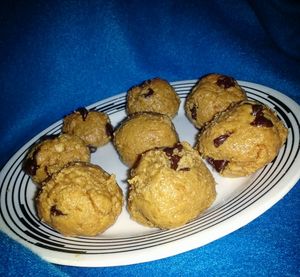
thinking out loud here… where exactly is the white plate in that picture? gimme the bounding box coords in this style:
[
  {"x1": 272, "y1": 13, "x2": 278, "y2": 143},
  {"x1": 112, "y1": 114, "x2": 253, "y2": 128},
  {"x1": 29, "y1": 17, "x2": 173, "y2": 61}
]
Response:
[{"x1": 0, "y1": 80, "x2": 299, "y2": 267}]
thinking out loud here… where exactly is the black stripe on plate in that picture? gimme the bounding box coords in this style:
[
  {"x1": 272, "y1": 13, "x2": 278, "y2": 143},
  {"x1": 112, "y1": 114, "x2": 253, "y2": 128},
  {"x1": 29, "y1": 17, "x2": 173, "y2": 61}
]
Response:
[
  {"x1": 35, "y1": 243, "x2": 86, "y2": 254},
  {"x1": 14, "y1": 160, "x2": 270, "y2": 246},
  {"x1": 1, "y1": 81, "x2": 299, "y2": 255},
  {"x1": 17, "y1": 140, "x2": 288, "y2": 248},
  {"x1": 83, "y1": 148, "x2": 295, "y2": 253},
  {"x1": 17, "y1": 94, "x2": 292, "y2": 245}
]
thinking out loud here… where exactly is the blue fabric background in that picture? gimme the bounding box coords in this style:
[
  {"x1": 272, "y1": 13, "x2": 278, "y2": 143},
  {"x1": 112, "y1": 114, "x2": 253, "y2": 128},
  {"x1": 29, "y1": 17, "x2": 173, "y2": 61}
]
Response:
[{"x1": 0, "y1": 0, "x2": 299, "y2": 276}]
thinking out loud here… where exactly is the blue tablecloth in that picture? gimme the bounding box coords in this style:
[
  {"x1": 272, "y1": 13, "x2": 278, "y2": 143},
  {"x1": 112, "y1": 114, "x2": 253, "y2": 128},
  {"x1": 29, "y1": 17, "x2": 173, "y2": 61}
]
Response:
[{"x1": 0, "y1": 0, "x2": 299, "y2": 276}]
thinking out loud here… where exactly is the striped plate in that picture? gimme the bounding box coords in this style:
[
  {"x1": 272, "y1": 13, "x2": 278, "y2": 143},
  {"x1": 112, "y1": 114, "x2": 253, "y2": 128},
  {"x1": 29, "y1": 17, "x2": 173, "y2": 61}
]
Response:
[{"x1": 0, "y1": 80, "x2": 299, "y2": 267}]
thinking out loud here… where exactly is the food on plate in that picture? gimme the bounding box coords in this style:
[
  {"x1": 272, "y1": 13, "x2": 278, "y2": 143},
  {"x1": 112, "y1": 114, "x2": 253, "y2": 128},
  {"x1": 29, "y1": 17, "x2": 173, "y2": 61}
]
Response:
[
  {"x1": 185, "y1": 73, "x2": 246, "y2": 128},
  {"x1": 62, "y1": 107, "x2": 113, "y2": 152},
  {"x1": 126, "y1": 78, "x2": 180, "y2": 118},
  {"x1": 127, "y1": 142, "x2": 216, "y2": 229},
  {"x1": 36, "y1": 162, "x2": 123, "y2": 236},
  {"x1": 23, "y1": 134, "x2": 90, "y2": 185},
  {"x1": 197, "y1": 100, "x2": 288, "y2": 177},
  {"x1": 21, "y1": 75, "x2": 289, "y2": 238},
  {"x1": 113, "y1": 112, "x2": 179, "y2": 167}
]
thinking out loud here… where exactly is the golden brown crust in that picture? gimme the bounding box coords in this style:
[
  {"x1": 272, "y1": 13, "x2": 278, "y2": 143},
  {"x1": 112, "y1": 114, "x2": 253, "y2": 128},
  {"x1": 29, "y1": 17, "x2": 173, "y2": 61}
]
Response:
[
  {"x1": 127, "y1": 78, "x2": 180, "y2": 118},
  {"x1": 36, "y1": 162, "x2": 123, "y2": 236},
  {"x1": 127, "y1": 142, "x2": 216, "y2": 229},
  {"x1": 23, "y1": 134, "x2": 90, "y2": 185},
  {"x1": 62, "y1": 109, "x2": 113, "y2": 148},
  {"x1": 197, "y1": 100, "x2": 288, "y2": 177},
  {"x1": 113, "y1": 112, "x2": 179, "y2": 166},
  {"x1": 185, "y1": 73, "x2": 247, "y2": 128}
]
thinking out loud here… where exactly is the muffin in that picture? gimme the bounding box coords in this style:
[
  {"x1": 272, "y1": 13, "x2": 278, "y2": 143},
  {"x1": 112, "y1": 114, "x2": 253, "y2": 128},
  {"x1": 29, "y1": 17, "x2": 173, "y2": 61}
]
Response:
[
  {"x1": 62, "y1": 107, "x2": 113, "y2": 152},
  {"x1": 185, "y1": 73, "x2": 247, "y2": 128},
  {"x1": 113, "y1": 112, "x2": 179, "y2": 167},
  {"x1": 23, "y1": 134, "x2": 90, "y2": 184},
  {"x1": 197, "y1": 100, "x2": 288, "y2": 177},
  {"x1": 128, "y1": 142, "x2": 216, "y2": 229},
  {"x1": 127, "y1": 78, "x2": 180, "y2": 118},
  {"x1": 36, "y1": 162, "x2": 123, "y2": 236}
]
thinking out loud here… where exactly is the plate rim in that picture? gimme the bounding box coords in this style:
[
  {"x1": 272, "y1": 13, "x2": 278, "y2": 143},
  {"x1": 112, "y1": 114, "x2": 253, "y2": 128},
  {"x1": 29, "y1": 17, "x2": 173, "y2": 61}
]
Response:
[{"x1": 0, "y1": 80, "x2": 299, "y2": 267}]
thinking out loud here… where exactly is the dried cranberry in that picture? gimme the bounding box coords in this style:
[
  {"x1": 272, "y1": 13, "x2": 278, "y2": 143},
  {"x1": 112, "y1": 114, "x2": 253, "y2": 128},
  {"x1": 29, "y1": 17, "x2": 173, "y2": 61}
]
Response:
[
  {"x1": 213, "y1": 132, "x2": 232, "y2": 147},
  {"x1": 190, "y1": 105, "x2": 197, "y2": 120},
  {"x1": 251, "y1": 104, "x2": 263, "y2": 116},
  {"x1": 50, "y1": 205, "x2": 65, "y2": 216},
  {"x1": 23, "y1": 145, "x2": 42, "y2": 176},
  {"x1": 174, "y1": 143, "x2": 183, "y2": 152},
  {"x1": 76, "y1": 107, "x2": 89, "y2": 121},
  {"x1": 23, "y1": 157, "x2": 38, "y2": 176},
  {"x1": 169, "y1": 155, "x2": 181, "y2": 170},
  {"x1": 207, "y1": 157, "x2": 229, "y2": 173},
  {"x1": 250, "y1": 104, "x2": 273, "y2": 127},
  {"x1": 143, "y1": 88, "x2": 154, "y2": 98},
  {"x1": 163, "y1": 143, "x2": 182, "y2": 156},
  {"x1": 216, "y1": 75, "x2": 235, "y2": 89},
  {"x1": 250, "y1": 115, "x2": 274, "y2": 127},
  {"x1": 163, "y1": 143, "x2": 183, "y2": 170}
]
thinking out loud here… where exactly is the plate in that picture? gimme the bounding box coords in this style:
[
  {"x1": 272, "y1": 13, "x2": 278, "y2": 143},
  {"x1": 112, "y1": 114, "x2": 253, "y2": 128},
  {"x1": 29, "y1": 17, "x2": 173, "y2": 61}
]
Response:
[{"x1": 0, "y1": 80, "x2": 299, "y2": 267}]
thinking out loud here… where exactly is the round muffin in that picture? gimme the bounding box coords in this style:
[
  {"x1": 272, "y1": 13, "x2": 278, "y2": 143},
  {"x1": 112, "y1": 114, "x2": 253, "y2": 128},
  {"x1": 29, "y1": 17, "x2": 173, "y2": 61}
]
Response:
[
  {"x1": 113, "y1": 112, "x2": 179, "y2": 167},
  {"x1": 36, "y1": 162, "x2": 123, "y2": 237},
  {"x1": 127, "y1": 142, "x2": 216, "y2": 229},
  {"x1": 197, "y1": 100, "x2": 288, "y2": 177},
  {"x1": 126, "y1": 78, "x2": 180, "y2": 118},
  {"x1": 62, "y1": 107, "x2": 113, "y2": 152},
  {"x1": 185, "y1": 73, "x2": 247, "y2": 128},
  {"x1": 23, "y1": 134, "x2": 90, "y2": 185}
]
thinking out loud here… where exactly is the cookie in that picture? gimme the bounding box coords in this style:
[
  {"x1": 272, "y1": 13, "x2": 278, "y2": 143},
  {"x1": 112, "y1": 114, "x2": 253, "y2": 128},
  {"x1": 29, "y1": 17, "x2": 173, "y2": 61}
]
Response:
[
  {"x1": 113, "y1": 112, "x2": 179, "y2": 167},
  {"x1": 128, "y1": 142, "x2": 216, "y2": 229},
  {"x1": 62, "y1": 107, "x2": 113, "y2": 151},
  {"x1": 23, "y1": 134, "x2": 90, "y2": 184},
  {"x1": 185, "y1": 73, "x2": 247, "y2": 128},
  {"x1": 36, "y1": 162, "x2": 123, "y2": 237},
  {"x1": 197, "y1": 100, "x2": 288, "y2": 177},
  {"x1": 127, "y1": 78, "x2": 180, "y2": 118}
]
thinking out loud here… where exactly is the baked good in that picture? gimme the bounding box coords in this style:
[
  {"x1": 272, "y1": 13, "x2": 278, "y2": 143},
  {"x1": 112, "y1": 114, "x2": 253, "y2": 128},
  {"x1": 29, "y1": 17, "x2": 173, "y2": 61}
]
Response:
[
  {"x1": 36, "y1": 162, "x2": 123, "y2": 236},
  {"x1": 62, "y1": 107, "x2": 113, "y2": 152},
  {"x1": 113, "y1": 112, "x2": 179, "y2": 167},
  {"x1": 127, "y1": 142, "x2": 216, "y2": 229},
  {"x1": 23, "y1": 134, "x2": 90, "y2": 184},
  {"x1": 197, "y1": 100, "x2": 288, "y2": 177},
  {"x1": 126, "y1": 78, "x2": 180, "y2": 118},
  {"x1": 185, "y1": 73, "x2": 247, "y2": 128}
]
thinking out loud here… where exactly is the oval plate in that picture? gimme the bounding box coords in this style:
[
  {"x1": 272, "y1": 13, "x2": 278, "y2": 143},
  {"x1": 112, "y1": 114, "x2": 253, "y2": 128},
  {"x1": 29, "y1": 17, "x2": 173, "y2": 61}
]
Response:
[{"x1": 0, "y1": 80, "x2": 299, "y2": 267}]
